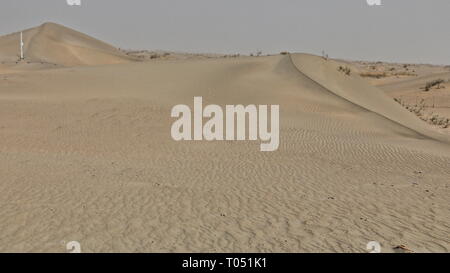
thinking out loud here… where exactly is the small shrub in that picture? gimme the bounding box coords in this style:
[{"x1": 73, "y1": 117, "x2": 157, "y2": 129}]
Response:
[
  {"x1": 360, "y1": 72, "x2": 387, "y2": 78},
  {"x1": 338, "y1": 66, "x2": 351, "y2": 76}
]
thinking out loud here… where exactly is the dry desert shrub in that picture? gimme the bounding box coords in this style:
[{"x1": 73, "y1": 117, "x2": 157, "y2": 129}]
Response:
[
  {"x1": 338, "y1": 66, "x2": 351, "y2": 76},
  {"x1": 360, "y1": 72, "x2": 387, "y2": 78},
  {"x1": 423, "y1": 79, "x2": 445, "y2": 91}
]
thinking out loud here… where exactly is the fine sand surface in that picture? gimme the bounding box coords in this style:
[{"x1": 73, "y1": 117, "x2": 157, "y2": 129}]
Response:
[{"x1": 0, "y1": 23, "x2": 449, "y2": 253}]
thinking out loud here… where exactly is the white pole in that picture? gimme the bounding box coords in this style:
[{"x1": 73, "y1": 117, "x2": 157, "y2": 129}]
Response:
[{"x1": 20, "y1": 32, "x2": 24, "y2": 60}]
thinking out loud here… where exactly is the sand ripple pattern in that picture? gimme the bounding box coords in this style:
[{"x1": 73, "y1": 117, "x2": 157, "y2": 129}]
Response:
[{"x1": 0, "y1": 54, "x2": 449, "y2": 252}]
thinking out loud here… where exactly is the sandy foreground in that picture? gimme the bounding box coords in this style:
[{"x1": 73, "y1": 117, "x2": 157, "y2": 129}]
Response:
[{"x1": 0, "y1": 23, "x2": 449, "y2": 253}]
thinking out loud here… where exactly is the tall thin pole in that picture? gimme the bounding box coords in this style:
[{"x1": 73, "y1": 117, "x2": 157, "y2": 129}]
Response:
[{"x1": 20, "y1": 32, "x2": 24, "y2": 60}]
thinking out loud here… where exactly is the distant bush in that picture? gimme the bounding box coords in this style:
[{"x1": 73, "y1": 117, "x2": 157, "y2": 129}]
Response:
[{"x1": 280, "y1": 52, "x2": 289, "y2": 55}]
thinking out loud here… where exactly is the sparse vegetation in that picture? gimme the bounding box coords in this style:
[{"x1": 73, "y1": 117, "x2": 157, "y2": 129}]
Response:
[
  {"x1": 394, "y1": 97, "x2": 450, "y2": 128},
  {"x1": 123, "y1": 50, "x2": 172, "y2": 60},
  {"x1": 360, "y1": 71, "x2": 417, "y2": 78},
  {"x1": 223, "y1": 54, "x2": 240, "y2": 58},
  {"x1": 355, "y1": 62, "x2": 425, "y2": 79}
]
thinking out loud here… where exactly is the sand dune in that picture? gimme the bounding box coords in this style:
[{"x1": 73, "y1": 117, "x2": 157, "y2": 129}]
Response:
[
  {"x1": 0, "y1": 25, "x2": 449, "y2": 253},
  {"x1": 0, "y1": 22, "x2": 135, "y2": 67},
  {"x1": 290, "y1": 54, "x2": 450, "y2": 143}
]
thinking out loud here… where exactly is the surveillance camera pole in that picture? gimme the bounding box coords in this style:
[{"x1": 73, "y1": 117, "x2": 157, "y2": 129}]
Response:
[{"x1": 20, "y1": 32, "x2": 24, "y2": 60}]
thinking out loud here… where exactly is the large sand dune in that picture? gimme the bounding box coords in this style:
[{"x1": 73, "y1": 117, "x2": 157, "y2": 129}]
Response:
[
  {"x1": 0, "y1": 22, "x2": 135, "y2": 67},
  {"x1": 0, "y1": 25, "x2": 449, "y2": 253}
]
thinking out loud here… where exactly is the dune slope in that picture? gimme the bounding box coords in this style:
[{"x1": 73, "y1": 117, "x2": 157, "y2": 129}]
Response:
[
  {"x1": 289, "y1": 54, "x2": 450, "y2": 143},
  {"x1": 0, "y1": 53, "x2": 449, "y2": 253}
]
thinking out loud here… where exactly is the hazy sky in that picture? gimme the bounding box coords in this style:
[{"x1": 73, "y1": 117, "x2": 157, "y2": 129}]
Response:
[{"x1": 1, "y1": 0, "x2": 449, "y2": 64}]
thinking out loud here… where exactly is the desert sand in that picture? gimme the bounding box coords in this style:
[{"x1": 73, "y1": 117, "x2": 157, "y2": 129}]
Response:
[{"x1": 0, "y1": 23, "x2": 449, "y2": 253}]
